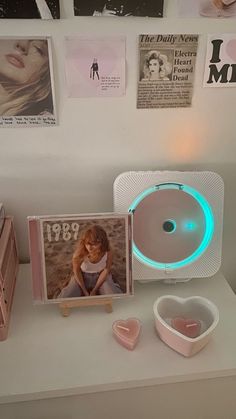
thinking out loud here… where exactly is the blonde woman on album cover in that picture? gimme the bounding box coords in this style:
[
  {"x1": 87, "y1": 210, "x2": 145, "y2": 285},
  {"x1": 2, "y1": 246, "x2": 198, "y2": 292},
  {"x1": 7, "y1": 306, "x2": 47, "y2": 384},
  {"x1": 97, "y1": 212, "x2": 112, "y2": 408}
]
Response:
[
  {"x1": 58, "y1": 225, "x2": 123, "y2": 298},
  {"x1": 0, "y1": 39, "x2": 54, "y2": 116}
]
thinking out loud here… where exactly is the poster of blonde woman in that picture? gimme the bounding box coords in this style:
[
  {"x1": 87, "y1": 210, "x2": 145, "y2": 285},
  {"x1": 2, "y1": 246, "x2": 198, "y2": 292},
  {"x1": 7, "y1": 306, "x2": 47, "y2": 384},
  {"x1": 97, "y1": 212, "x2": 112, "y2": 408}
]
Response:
[
  {"x1": 0, "y1": 1, "x2": 60, "y2": 19},
  {"x1": 178, "y1": 0, "x2": 236, "y2": 18},
  {"x1": 0, "y1": 37, "x2": 57, "y2": 128}
]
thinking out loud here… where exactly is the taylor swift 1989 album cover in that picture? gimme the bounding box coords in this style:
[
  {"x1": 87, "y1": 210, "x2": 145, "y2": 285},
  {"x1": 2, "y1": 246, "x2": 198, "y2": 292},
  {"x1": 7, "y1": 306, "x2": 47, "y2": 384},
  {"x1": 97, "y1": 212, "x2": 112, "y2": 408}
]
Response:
[{"x1": 28, "y1": 213, "x2": 133, "y2": 303}]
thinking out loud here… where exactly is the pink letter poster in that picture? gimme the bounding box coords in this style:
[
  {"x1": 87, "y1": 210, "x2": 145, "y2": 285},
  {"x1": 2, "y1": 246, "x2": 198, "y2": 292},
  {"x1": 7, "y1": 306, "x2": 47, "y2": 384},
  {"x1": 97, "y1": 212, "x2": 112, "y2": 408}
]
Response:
[{"x1": 65, "y1": 37, "x2": 126, "y2": 97}]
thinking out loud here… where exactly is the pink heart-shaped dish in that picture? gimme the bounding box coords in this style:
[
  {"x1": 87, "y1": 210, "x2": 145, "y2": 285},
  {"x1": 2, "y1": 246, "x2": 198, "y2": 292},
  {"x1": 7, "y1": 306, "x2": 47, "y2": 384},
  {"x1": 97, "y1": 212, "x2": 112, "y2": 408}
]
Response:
[
  {"x1": 112, "y1": 318, "x2": 141, "y2": 350},
  {"x1": 153, "y1": 295, "x2": 219, "y2": 357}
]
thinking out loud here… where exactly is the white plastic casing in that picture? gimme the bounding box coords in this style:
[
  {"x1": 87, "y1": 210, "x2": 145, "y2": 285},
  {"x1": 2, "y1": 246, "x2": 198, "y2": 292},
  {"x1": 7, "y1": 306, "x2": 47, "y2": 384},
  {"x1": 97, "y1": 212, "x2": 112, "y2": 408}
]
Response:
[{"x1": 113, "y1": 171, "x2": 224, "y2": 281}]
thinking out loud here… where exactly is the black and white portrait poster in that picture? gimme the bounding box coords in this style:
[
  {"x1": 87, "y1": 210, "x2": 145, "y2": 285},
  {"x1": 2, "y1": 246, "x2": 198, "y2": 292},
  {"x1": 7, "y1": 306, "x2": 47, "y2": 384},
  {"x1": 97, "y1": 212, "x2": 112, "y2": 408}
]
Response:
[
  {"x1": 74, "y1": 0, "x2": 164, "y2": 17},
  {"x1": 0, "y1": 0, "x2": 60, "y2": 19},
  {"x1": 0, "y1": 37, "x2": 57, "y2": 128},
  {"x1": 178, "y1": 0, "x2": 236, "y2": 18},
  {"x1": 65, "y1": 37, "x2": 126, "y2": 97},
  {"x1": 203, "y1": 34, "x2": 236, "y2": 87}
]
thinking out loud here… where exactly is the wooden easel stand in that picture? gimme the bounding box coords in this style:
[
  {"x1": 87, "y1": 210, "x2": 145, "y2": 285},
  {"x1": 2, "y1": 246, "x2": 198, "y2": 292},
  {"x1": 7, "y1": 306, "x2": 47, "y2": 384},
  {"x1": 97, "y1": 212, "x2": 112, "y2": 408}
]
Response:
[{"x1": 59, "y1": 297, "x2": 113, "y2": 317}]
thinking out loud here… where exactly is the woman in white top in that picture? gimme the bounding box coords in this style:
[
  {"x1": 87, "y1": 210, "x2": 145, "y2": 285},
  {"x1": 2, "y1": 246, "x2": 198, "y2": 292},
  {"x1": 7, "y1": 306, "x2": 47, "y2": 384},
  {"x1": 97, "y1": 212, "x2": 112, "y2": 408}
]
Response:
[{"x1": 58, "y1": 225, "x2": 122, "y2": 298}]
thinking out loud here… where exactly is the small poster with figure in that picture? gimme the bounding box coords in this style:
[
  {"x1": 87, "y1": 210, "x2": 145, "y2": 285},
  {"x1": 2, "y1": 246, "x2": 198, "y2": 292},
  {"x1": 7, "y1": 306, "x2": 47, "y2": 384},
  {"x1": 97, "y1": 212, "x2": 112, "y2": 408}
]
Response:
[
  {"x1": 28, "y1": 213, "x2": 133, "y2": 303},
  {"x1": 73, "y1": 0, "x2": 164, "y2": 17},
  {"x1": 0, "y1": 0, "x2": 60, "y2": 19},
  {"x1": 0, "y1": 37, "x2": 57, "y2": 128},
  {"x1": 65, "y1": 36, "x2": 126, "y2": 97},
  {"x1": 203, "y1": 33, "x2": 236, "y2": 87}
]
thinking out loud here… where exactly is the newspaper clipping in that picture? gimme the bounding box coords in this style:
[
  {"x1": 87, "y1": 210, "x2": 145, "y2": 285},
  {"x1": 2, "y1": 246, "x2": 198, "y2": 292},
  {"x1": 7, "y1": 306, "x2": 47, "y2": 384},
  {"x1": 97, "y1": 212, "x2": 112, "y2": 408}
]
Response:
[{"x1": 137, "y1": 34, "x2": 199, "y2": 109}]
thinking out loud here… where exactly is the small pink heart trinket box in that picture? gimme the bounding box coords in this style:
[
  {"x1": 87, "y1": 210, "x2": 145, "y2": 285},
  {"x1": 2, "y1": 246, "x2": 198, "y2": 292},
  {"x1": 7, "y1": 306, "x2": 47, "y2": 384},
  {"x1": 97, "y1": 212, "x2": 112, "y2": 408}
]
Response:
[{"x1": 112, "y1": 318, "x2": 142, "y2": 350}]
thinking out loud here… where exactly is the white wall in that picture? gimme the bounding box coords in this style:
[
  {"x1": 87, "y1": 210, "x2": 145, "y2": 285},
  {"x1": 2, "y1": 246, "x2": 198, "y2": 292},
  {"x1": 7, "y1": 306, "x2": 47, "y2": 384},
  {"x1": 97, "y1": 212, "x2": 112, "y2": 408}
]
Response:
[{"x1": 1, "y1": 1, "x2": 236, "y2": 290}]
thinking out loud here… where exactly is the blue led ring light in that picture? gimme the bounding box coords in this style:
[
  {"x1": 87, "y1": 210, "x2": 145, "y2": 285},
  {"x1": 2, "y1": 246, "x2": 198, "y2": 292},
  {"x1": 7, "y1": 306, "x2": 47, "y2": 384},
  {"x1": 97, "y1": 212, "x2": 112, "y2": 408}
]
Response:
[{"x1": 129, "y1": 183, "x2": 214, "y2": 270}]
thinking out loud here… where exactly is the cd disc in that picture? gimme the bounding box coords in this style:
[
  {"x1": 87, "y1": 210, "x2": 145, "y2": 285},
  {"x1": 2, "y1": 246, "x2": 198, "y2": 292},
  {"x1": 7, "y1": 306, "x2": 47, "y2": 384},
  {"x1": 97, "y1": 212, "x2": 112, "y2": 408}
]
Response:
[{"x1": 130, "y1": 183, "x2": 214, "y2": 269}]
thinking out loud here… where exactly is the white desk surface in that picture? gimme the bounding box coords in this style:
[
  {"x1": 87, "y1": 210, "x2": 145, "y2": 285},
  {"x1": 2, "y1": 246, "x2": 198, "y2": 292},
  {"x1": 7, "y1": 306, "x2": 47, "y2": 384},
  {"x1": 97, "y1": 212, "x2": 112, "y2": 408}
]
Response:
[{"x1": 0, "y1": 264, "x2": 236, "y2": 405}]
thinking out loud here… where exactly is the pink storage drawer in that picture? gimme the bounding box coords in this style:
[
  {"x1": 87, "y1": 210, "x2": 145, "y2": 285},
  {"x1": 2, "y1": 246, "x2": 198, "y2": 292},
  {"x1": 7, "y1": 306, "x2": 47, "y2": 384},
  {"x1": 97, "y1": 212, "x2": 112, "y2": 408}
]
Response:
[{"x1": 0, "y1": 217, "x2": 19, "y2": 341}]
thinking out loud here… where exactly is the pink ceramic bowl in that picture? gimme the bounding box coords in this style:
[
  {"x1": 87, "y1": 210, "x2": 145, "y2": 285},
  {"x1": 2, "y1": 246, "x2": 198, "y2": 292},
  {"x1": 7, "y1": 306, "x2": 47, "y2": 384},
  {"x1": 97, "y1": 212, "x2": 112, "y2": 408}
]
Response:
[{"x1": 153, "y1": 295, "x2": 219, "y2": 357}]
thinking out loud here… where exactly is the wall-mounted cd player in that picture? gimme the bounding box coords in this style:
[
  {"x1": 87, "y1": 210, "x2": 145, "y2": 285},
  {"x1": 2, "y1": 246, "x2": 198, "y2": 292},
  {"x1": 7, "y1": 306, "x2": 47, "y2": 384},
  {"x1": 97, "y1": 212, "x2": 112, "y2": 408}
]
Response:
[{"x1": 114, "y1": 171, "x2": 224, "y2": 282}]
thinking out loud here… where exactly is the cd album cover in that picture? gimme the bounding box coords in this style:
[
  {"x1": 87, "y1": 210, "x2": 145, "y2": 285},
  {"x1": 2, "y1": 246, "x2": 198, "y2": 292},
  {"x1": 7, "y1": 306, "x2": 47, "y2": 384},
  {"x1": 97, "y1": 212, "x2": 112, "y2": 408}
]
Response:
[{"x1": 28, "y1": 213, "x2": 133, "y2": 303}]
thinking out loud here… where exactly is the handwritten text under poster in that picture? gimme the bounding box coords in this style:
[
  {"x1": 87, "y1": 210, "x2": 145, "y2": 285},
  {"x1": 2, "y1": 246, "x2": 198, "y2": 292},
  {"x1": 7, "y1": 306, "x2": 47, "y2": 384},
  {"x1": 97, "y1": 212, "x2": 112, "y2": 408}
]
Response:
[
  {"x1": 0, "y1": 37, "x2": 57, "y2": 128},
  {"x1": 65, "y1": 37, "x2": 126, "y2": 97},
  {"x1": 203, "y1": 34, "x2": 236, "y2": 87},
  {"x1": 137, "y1": 34, "x2": 199, "y2": 109}
]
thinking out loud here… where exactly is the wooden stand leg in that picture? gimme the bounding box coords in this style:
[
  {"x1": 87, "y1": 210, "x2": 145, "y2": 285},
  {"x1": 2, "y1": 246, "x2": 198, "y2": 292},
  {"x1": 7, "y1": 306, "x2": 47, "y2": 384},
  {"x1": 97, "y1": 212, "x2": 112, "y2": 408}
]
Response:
[
  {"x1": 105, "y1": 302, "x2": 113, "y2": 313},
  {"x1": 60, "y1": 304, "x2": 70, "y2": 317},
  {"x1": 58, "y1": 298, "x2": 113, "y2": 316}
]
